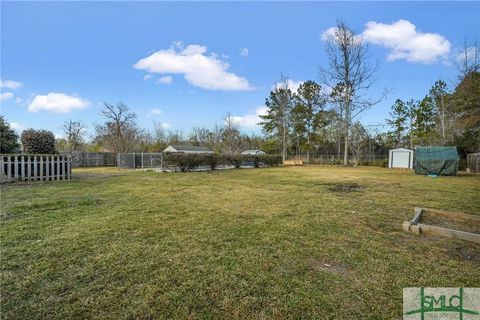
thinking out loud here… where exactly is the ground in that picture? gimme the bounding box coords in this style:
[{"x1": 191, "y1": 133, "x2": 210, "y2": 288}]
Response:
[{"x1": 1, "y1": 166, "x2": 479, "y2": 319}]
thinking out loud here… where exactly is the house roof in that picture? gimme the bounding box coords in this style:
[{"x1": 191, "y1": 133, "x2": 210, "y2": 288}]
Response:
[{"x1": 170, "y1": 145, "x2": 212, "y2": 152}]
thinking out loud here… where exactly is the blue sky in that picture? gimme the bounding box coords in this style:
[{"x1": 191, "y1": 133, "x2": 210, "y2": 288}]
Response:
[{"x1": 1, "y1": 1, "x2": 479, "y2": 138}]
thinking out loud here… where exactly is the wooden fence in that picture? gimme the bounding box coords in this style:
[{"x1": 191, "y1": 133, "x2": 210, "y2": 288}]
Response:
[
  {"x1": 467, "y1": 153, "x2": 480, "y2": 173},
  {"x1": 0, "y1": 154, "x2": 72, "y2": 183}
]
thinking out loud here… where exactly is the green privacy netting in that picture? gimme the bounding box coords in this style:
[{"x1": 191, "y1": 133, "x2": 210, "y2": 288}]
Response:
[{"x1": 414, "y1": 147, "x2": 459, "y2": 176}]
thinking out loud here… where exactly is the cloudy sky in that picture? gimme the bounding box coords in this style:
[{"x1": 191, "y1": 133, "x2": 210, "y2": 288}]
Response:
[{"x1": 1, "y1": 2, "x2": 479, "y2": 137}]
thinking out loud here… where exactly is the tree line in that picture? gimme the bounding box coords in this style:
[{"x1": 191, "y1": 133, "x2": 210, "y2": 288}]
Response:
[{"x1": 1, "y1": 22, "x2": 478, "y2": 166}]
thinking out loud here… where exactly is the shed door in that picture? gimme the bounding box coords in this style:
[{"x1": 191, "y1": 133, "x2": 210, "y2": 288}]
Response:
[{"x1": 392, "y1": 151, "x2": 410, "y2": 168}]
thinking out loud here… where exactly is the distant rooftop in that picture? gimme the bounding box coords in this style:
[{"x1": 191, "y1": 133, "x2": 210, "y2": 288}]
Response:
[{"x1": 169, "y1": 145, "x2": 212, "y2": 152}]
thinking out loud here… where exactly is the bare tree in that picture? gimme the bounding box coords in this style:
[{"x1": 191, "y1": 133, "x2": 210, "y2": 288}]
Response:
[
  {"x1": 457, "y1": 38, "x2": 479, "y2": 79},
  {"x1": 95, "y1": 102, "x2": 138, "y2": 153},
  {"x1": 349, "y1": 121, "x2": 367, "y2": 166},
  {"x1": 221, "y1": 113, "x2": 243, "y2": 154},
  {"x1": 320, "y1": 21, "x2": 385, "y2": 165},
  {"x1": 63, "y1": 120, "x2": 86, "y2": 151}
]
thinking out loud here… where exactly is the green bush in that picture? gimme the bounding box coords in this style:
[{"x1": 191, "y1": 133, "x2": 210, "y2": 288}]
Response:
[
  {"x1": 163, "y1": 153, "x2": 282, "y2": 172},
  {"x1": 20, "y1": 129, "x2": 56, "y2": 154}
]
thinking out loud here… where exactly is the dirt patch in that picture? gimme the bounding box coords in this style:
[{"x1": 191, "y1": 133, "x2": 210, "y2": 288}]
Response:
[
  {"x1": 328, "y1": 182, "x2": 363, "y2": 193},
  {"x1": 448, "y1": 244, "x2": 480, "y2": 265},
  {"x1": 310, "y1": 259, "x2": 352, "y2": 275}
]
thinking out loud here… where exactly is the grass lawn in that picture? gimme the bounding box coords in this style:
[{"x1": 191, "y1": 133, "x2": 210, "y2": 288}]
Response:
[{"x1": 1, "y1": 166, "x2": 479, "y2": 319}]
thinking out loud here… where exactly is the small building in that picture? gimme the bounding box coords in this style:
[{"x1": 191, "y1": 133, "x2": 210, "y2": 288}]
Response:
[
  {"x1": 414, "y1": 146, "x2": 459, "y2": 176},
  {"x1": 241, "y1": 150, "x2": 266, "y2": 155},
  {"x1": 163, "y1": 145, "x2": 213, "y2": 154},
  {"x1": 388, "y1": 148, "x2": 414, "y2": 169}
]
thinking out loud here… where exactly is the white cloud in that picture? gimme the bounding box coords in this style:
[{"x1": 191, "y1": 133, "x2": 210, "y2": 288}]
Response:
[
  {"x1": 271, "y1": 79, "x2": 304, "y2": 94},
  {"x1": 15, "y1": 97, "x2": 22, "y2": 104},
  {"x1": 320, "y1": 27, "x2": 338, "y2": 41},
  {"x1": 231, "y1": 106, "x2": 267, "y2": 128},
  {"x1": 161, "y1": 122, "x2": 171, "y2": 129},
  {"x1": 28, "y1": 93, "x2": 89, "y2": 113},
  {"x1": 11, "y1": 122, "x2": 26, "y2": 131},
  {"x1": 157, "y1": 75, "x2": 173, "y2": 85},
  {"x1": 149, "y1": 108, "x2": 162, "y2": 116},
  {"x1": 362, "y1": 19, "x2": 451, "y2": 63},
  {"x1": 0, "y1": 92, "x2": 14, "y2": 101},
  {"x1": 143, "y1": 74, "x2": 153, "y2": 80},
  {"x1": 0, "y1": 79, "x2": 23, "y2": 90},
  {"x1": 134, "y1": 42, "x2": 253, "y2": 91},
  {"x1": 240, "y1": 47, "x2": 249, "y2": 57}
]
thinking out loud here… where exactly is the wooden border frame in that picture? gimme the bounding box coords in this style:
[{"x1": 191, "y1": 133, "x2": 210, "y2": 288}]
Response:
[{"x1": 402, "y1": 207, "x2": 480, "y2": 243}]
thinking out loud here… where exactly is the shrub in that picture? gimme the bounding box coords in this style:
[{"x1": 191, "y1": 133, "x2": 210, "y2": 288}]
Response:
[
  {"x1": 0, "y1": 116, "x2": 20, "y2": 153},
  {"x1": 162, "y1": 153, "x2": 282, "y2": 172},
  {"x1": 20, "y1": 129, "x2": 56, "y2": 154}
]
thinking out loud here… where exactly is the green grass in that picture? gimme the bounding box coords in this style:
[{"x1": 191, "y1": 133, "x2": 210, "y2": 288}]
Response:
[{"x1": 1, "y1": 166, "x2": 479, "y2": 319}]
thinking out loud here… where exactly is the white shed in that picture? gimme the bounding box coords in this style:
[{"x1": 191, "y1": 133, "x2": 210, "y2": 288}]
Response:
[{"x1": 388, "y1": 148, "x2": 414, "y2": 169}]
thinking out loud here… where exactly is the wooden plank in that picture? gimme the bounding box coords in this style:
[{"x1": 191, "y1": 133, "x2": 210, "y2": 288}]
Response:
[
  {"x1": 14, "y1": 155, "x2": 19, "y2": 180},
  {"x1": 417, "y1": 223, "x2": 480, "y2": 244},
  {"x1": 51, "y1": 155, "x2": 55, "y2": 181},
  {"x1": 411, "y1": 207, "x2": 423, "y2": 225},
  {"x1": 62, "y1": 155, "x2": 66, "y2": 180},
  {"x1": 40, "y1": 156, "x2": 44, "y2": 181},
  {"x1": 6, "y1": 156, "x2": 12, "y2": 182},
  {"x1": 57, "y1": 156, "x2": 61, "y2": 180},
  {"x1": 67, "y1": 156, "x2": 71, "y2": 180},
  {"x1": 21, "y1": 156, "x2": 25, "y2": 181},
  {"x1": 424, "y1": 208, "x2": 480, "y2": 223},
  {"x1": 27, "y1": 156, "x2": 31, "y2": 181},
  {"x1": 45, "y1": 156, "x2": 50, "y2": 181},
  {"x1": 0, "y1": 157, "x2": 4, "y2": 184},
  {"x1": 33, "y1": 156, "x2": 38, "y2": 181}
]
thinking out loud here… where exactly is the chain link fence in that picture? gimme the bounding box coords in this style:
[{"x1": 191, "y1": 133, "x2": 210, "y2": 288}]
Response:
[{"x1": 117, "y1": 153, "x2": 163, "y2": 169}]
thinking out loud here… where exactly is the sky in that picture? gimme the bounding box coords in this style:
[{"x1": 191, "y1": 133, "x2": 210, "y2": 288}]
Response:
[{"x1": 1, "y1": 1, "x2": 479, "y2": 138}]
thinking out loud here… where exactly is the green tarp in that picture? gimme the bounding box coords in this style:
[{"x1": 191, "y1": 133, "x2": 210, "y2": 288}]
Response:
[{"x1": 414, "y1": 147, "x2": 459, "y2": 176}]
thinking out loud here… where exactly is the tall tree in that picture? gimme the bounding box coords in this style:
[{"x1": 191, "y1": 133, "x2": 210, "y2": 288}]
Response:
[
  {"x1": 260, "y1": 75, "x2": 294, "y2": 162},
  {"x1": 95, "y1": 102, "x2": 138, "y2": 153},
  {"x1": 0, "y1": 116, "x2": 20, "y2": 153},
  {"x1": 63, "y1": 120, "x2": 86, "y2": 151},
  {"x1": 386, "y1": 99, "x2": 408, "y2": 147},
  {"x1": 291, "y1": 80, "x2": 328, "y2": 163},
  {"x1": 221, "y1": 113, "x2": 243, "y2": 154},
  {"x1": 412, "y1": 96, "x2": 436, "y2": 146},
  {"x1": 320, "y1": 21, "x2": 384, "y2": 165},
  {"x1": 429, "y1": 80, "x2": 450, "y2": 145}
]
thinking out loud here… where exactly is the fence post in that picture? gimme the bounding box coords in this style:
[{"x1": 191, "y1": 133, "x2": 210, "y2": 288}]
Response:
[
  {"x1": 67, "y1": 155, "x2": 71, "y2": 180},
  {"x1": 133, "y1": 152, "x2": 136, "y2": 169},
  {"x1": 14, "y1": 155, "x2": 19, "y2": 180},
  {"x1": 0, "y1": 156, "x2": 4, "y2": 184},
  {"x1": 141, "y1": 152, "x2": 144, "y2": 170},
  {"x1": 6, "y1": 156, "x2": 11, "y2": 182}
]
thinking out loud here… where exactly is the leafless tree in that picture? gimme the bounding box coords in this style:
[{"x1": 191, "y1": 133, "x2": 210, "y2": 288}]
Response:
[
  {"x1": 95, "y1": 102, "x2": 138, "y2": 153},
  {"x1": 62, "y1": 120, "x2": 86, "y2": 151},
  {"x1": 221, "y1": 113, "x2": 243, "y2": 154},
  {"x1": 457, "y1": 38, "x2": 479, "y2": 79},
  {"x1": 320, "y1": 21, "x2": 385, "y2": 165}
]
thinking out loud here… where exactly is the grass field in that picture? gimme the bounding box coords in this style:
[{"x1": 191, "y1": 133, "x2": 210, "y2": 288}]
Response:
[{"x1": 1, "y1": 166, "x2": 479, "y2": 319}]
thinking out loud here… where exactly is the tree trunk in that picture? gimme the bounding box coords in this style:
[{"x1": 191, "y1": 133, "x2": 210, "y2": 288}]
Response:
[{"x1": 344, "y1": 134, "x2": 348, "y2": 166}]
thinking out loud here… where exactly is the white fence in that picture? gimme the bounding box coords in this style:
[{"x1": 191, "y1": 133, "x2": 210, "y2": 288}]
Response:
[{"x1": 0, "y1": 154, "x2": 72, "y2": 183}]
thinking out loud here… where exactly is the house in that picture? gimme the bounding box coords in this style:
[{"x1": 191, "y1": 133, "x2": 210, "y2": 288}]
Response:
[
  {"x1": 241, "y1": 150, "x2": 266, "y2": 155},
  {"x1": 388, "y1": 148, "x2": 414, "y2": 169},
  {"x1": 163, "y1": 145, "x2": 213, "y2": 154}
]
